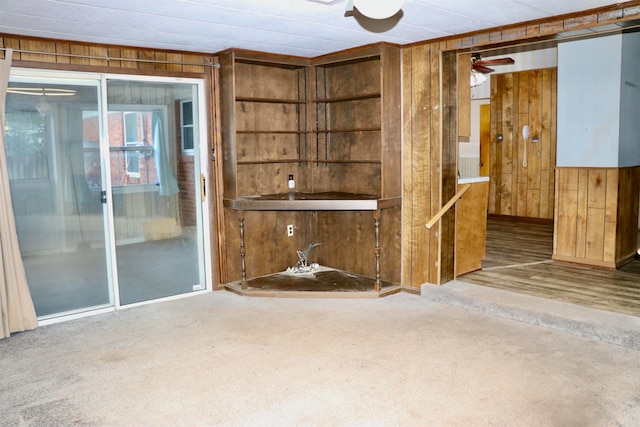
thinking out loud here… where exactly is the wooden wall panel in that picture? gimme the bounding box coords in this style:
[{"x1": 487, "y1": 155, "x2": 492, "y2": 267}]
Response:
[
  {"x1": 223, "y1": 208, "x2": 310, "y2": 282},
  {"x1": 553, "y1": 166, "x2": 640, "y2": 268},
  {"x1": 380, "y1": 44, "x2": 402, "y2": 199},
  {"x1": 441, "y1": 50, "x2": 458, "y2": 284},
  {"x1": 313, "y1": 208, "x2": 401, "y2": 284},
  {"x1": 401, "y1": 43, "x2": 441, "y2": 287},
  {"x1": 1, "y1": 35, "x2": 210, "y2": 73},
  {"x1": 489, "y1": 69, "x2": 556, "y2": 220},
  {"x1": 617, "y1": 167, "x2": 640, "y2": 259}
]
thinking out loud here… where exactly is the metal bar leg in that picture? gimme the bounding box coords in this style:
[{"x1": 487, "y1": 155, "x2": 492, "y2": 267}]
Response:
[
  {"x1": 374, "y1": 210, "x2": 381, "y2": 292},
  {"x1": 239, "y1": 211, "x2": 247, "y2": 289}
]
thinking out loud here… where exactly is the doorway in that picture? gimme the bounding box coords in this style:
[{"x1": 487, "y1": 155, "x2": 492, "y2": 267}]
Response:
[{"x1": 5, "y1": 70, "x2": 211, "y2": 320}]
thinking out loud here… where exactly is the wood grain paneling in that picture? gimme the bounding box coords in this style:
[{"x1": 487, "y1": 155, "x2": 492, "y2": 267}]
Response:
[
  {"x1": 553, "y1": 166, "x2": 640, "y2": 268},
  {"x1": 7, "y1": 0, "x2": 640, "y2": 291},
  {"x1": 489, "y1": 69, "x2": 557, "y2": 220},
  {"x1": 455, "y1": 181, "x2": 489, "y2": 276},
  {"x1": 402, "y1": 43, "x2": 441, "y2": 287},
  {"x1": 2, "y1": 35, "x2": 210, "y2": 73},
  {"x1": 441, "y1": 50, "x2": 458, "y2": 284}
]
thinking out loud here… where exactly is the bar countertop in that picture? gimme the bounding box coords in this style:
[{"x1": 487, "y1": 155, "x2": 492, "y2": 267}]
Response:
[{"x1": 224, "y1": 192, "x2": 402, "y2": 211}]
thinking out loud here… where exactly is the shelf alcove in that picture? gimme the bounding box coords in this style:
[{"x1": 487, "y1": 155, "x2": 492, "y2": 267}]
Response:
[{"x1": 219, "y1": 44, "x2": 402, "y2": 296}]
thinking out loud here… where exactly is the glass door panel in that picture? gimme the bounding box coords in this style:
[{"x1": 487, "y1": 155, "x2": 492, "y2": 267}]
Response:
[
  {"x1": 106, "y1": 79, "x2": 205, "y2": 305},
  {"x1": 6, "y1": 78, "x2": 111, "y2": 317}
]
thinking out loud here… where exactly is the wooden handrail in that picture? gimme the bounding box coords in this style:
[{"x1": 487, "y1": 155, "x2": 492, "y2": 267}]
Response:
[{"x1": 425, "y1": 184, "x2": 471, "y2": 229}]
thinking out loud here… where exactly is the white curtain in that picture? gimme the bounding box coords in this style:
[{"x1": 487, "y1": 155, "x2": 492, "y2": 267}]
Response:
[
  {"x1": 0, "y1": 49, "x2": 38, "y2": 339},
  {"x1": 153, "y1": 110, "x2": 179, "y2": 196}
]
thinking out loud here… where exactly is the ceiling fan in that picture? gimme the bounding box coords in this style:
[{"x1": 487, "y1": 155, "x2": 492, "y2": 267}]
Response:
[{"x1": 471, "y1": 53, "x2": 515, "y2": 74}]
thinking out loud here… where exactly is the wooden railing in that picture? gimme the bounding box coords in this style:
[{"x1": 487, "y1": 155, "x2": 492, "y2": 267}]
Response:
[{"x1": 425, "y1": 184, "x2": 470, "y2": 229}]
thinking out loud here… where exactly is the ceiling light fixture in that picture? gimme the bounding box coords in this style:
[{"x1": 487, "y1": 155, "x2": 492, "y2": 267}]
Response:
[
  {"x1": 470, "y1": 69, "x2": 487, "y2": 88},
  {"x1": 346, "y1": 0, "x2": 405, "y2": 20},
  {"x1": 7, "y1": 87, "x2": 77, "y2": 96}
]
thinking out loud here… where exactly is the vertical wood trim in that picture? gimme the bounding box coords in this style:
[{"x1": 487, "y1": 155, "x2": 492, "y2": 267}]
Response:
[
  {"x1": 402, "y1": 44, "x2": 439, "y2": 287},
  {"x1": 549, "y1": 68, "x2": 557, "y2": 217},
  {"x1": 457, "y1": 53, "x2": 471, "y2": 138},
  {"x1": 218, "y1": 51, "x2": 237, "y2": 200},
  {"x1": 440, "y1": 50, "x2": 457, "y2": 284},
  {"x1": 380, "y1": 45, "x2": 402, "y2": 198},
  {"x1": 429, "y1": 43, "x2": 442, "y2": 285},
  {"x1": 210, "y1": 61, "x2": 227, "y2": 285},
  {"x1": 401, "y1": 48, "x2": 414, "y2": 286}
]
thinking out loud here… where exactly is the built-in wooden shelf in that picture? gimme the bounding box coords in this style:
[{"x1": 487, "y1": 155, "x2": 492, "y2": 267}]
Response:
[{"x1": 219, "y1": 45, "x2": 402, "y2": 289}]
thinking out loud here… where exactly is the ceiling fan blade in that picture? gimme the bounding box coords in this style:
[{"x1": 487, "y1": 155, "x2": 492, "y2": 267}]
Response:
[
  {"x1": 475, "y1": 57, "x2": 514, "y2": 66},
  {"x1": 472, "y1": 64, "x2": 494, "y2": 74}
]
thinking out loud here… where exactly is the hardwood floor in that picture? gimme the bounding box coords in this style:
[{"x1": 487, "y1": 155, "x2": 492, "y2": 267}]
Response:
[{"x1": 459, "y1": 216, "x2": 640, "y2": 317}]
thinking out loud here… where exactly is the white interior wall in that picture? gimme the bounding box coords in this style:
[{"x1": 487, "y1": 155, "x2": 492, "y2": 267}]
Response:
[{"x1": 557, "y1": 34, "x2": 622, "y2": 167}]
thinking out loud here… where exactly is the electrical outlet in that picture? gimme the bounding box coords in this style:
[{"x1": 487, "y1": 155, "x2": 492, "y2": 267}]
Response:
[{"x1": 287, "y1": 224, "x2": 294, "y2": 237}]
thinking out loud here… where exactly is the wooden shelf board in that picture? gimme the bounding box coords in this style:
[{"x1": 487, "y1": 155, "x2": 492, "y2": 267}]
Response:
[
  {"x1": 236, "y1": 160, "x2": 380, "y2": 165},
  {"x1": 316, "y1": 127, "x2": 381, "y2": 133},
  {"x1": 314, "y1": 160, "x2": 381, "y2": 164},
  {"x1": 237, "y1": 159, "x2": 307, "y2": 165},
  {"x1": 236, "y1": 130, "x2": 304, "y2": 134},
  {"x1": 236, "y1": 96, "x2": 305, "y2": 104},
  {"x1": 313, "y1": 92, "x2": 380, "y2": 103}
]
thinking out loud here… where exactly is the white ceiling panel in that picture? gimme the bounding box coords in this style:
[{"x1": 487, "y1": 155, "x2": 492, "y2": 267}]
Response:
[{"x1": 0, "y1": 0, "x2": 633, "y2": 57}]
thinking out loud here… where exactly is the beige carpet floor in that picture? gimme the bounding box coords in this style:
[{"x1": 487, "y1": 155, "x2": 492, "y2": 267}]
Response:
[{"x1": 2, "y1": 291, "x2": 640, "y2": 426}]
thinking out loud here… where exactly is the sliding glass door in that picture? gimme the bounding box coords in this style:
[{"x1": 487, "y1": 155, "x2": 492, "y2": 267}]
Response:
[
  {"x1": 5, "y1": 70, "x2": 209, "y2": 319},
  {"x1": 6, "y1": 76, "x2": 111, "y2": 317},
  {"x1": 105, "y1": 78, "x2": 206, "y2": 305}
]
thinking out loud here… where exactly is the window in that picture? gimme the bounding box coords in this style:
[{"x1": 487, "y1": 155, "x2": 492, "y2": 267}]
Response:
[
  {"x1": 4, "y1": 112, "x2": 50, "y2": 180},
  {"x1": 180, "y1": 100, "x2": 194, "y2": 154},
  {"x1": 123, "y1": 112, "x2": 142, "y2": 177}
]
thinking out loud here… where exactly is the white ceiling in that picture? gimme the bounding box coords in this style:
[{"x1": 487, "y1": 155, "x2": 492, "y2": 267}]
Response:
[{"x1": 0, "y1": 0, "x2": 633, "y2": 57}]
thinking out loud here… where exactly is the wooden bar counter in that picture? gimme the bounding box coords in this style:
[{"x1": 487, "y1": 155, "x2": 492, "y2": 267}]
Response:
[
  {"x1": 224, "y1": 191, "x2": 401, "y2": 291},
  {"x1": 224, "y1": 191, "x2": 401, "y2": 211}
]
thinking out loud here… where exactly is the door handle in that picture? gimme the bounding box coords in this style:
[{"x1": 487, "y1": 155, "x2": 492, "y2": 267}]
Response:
[{"x1": 201, "y1": 174, "x2": 206, "y2": 201}]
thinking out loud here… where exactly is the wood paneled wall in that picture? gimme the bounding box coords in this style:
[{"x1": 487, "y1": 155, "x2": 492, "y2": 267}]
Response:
[
  {"x1": 5, "y1": 1, "x2": 640, "y2": 289},
  {"x1": 489, "y1": 69, "x2": 557, "y2": 219},
  {"x1": 400, "y1": 2, "x2": 640, "y2": 287},
  {"x1": 1, "y1": 36, "x2": 210, "y2": 73},
  {"x1": 553, "y1": 166, "x2": 640, "y2": 268}
]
